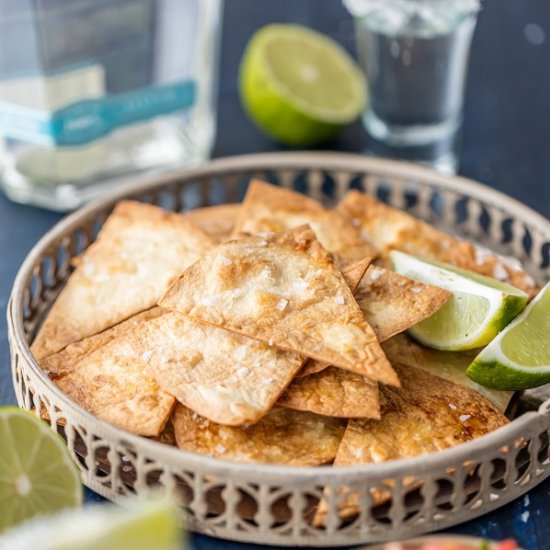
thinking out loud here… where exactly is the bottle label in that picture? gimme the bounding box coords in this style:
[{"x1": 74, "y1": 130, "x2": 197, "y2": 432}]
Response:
[{"x1": 0, "y1": 79, "x2": 196, "y2": 147}]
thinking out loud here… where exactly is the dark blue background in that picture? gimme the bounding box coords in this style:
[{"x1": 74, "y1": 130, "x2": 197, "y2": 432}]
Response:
[{"x1": 1, "y1": 1, "x2": 549, "y2": 548}]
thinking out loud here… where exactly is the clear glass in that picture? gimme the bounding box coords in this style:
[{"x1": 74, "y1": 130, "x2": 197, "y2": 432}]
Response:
[
  {"x1": 0, "y1": 0, "x2": 223, "y2": 210},
  {"x1": 345, "y1": 0, "x2": 479, "y2": 172}
]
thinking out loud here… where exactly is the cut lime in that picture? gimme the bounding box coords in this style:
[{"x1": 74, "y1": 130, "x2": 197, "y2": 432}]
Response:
[
  {"x1": 239, "y1": 24, "x2": 367, "y2": 146},
  {"x1": 390, "y1": 251, "x2": 529, "y2": 351},
  {"x1": 0, "y1": 407, "x2": 82, "y2": 532},
  {"x1": 466, "y1": 281, "x2": 550, "y2": 390},
  {"x1": 0, "y1": 500, "x2": 182, "y2": 550}
]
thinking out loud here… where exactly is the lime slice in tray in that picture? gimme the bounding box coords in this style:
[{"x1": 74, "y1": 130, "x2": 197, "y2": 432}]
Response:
[
  {"x1": 466, "y1": 281, "x2": 550, "y2": 390},
  {"x1": 390, "y1": 251, "x2": 529, "y2": 351},
  {"x1": 239, "y1": 24, "x2": 367, "y2": 146},
  {"x1": 0, "y1": 407, "x2": 82, "y2": 532}
]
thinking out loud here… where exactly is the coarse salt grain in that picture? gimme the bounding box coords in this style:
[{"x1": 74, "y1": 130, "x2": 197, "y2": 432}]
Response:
[
  {"x1": 411, "y1": 286, "x2": 423, "y2": 293},
  {"x1": 141, "y1": 350, "x2": 153, "y2": 363},
  {"x1": 233, "y1": 345, "x2": 247, "y2": 361},
  {"x1": 219, "y1": 254, "x2": 233, "y2": 266},
  {"x1": 237, "y1": 366, "x2": 249, "y2": 377},
  {"x1": 334, "y1": 295, "x2": 345, "y2": 305},
  {"x1": 492, "y1": 263, "x2": 508, "y2": 281},
  {"x1": 268, "y1": 339, "x2": 274, "y2": 346},
  {"x1": 459, "y1": 414, "x2": 471, "y2": 422},
  {"x1": 449, "y1": 403, "x2": 457, "y2": 410},
  {"x1": 370, "y1": 268, "x2": 383, "y2": 281},
  {"x1": 215, "y1": 444, "x2": 226, "y2": 454},
  {"x1": 293, "y1": 279, "x2": 309, "y2": 292},
  {"x1": 277, "y1": 298, "x2": 288, "y2": 311}
]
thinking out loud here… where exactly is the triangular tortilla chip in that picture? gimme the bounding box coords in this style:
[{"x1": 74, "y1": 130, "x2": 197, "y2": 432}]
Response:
[
  {"x1": 382, "y1": 333, "x2": 513, "y2": 411},
  {"x1": 314, "y1": 363, "x2": 509, "y2": 525},
  {"x1": 171, "y1": 404, "x2": 345, "y2": 466},
  {"x1": 184, "y1": 204, "x2": 241, "y2": 243},
  {"x1": 354, "y1": 264, "x2": 452, "y2": 342},
  {"x1": 51, "y1": 329, "x2": 175, "y2": 437},
  {"x1": 129, "y1": 311, "x2": 304, "y2": 426},
  {"x1": 41, "y1": 307, "x2": 165, "y2": 381},
  {"x1": 32, "y1": 201, "x2": 215, "y2": 360},
  {"x1": 296, "y1": 264, "x2": 450, "y2": 378},
  {"x1": 232, "y1": 180, "x2": 378, "y2": 266},
  {"x1": 337, "y1": 190, "x2": 538, "y2": 296},
  {"x1": 160, "y1": 226, "x2": 398, "y2": 386},
  {"x1": 277, "y1": 367, "x2": 379, "y2": 419}
]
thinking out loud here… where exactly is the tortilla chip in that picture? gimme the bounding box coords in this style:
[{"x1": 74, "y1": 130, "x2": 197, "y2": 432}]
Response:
[
  {"x1": 52, "y1": 330, "x2": 175, "y2": 437},
  {"x1": 160, "y1": 226, "x2": 398, "y2": 386},
  {"x1": 232, "y1": 180, "x2": 378, "y2": 266},
  {"x1": 354, "y1": 264, "x2": 452, "y2": 342},
  {"x1": 277, "y1": 367, "x2": 380, "y2": 419},
  {"x1": 172, "y1": 404, "x2": 345, "y2": 466},
  {"x1": 32, "y1": 201, "x2": 215, "y2": 360},
  {"x1": 41, "y1": 307, "x2": 165, "y2": 381},
  {"x1": 337, "y1": 190, "x2": 539, "y2": 296},
  {"x1": 297, "y1": 264, "x2": 450, "y2": 379},
  {"x1": 129, "y1": 311, "x2": 304, "y2": 426},
  {"x1": 184, "y1": 204, "x2": 241, "y2": 243},
  {"x1": 382, "y1": 333, "x2": 514, "y2": 411},
  {"x1": 314, "y1": 363, "x2": 509, "y2": 525}
]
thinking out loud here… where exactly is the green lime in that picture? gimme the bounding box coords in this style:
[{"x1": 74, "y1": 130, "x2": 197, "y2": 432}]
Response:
[
  {"x1": 0, "y1": 500, "x2": 182, "y2": 550},
  {"x1": 0, "y1": 407, "x2": 82, "y2": 532},
  {"x1": 239, "y1": 24, "x2": 367, "y2": 146},
  {"x1": 390, "y1": 251, "x2": 529, "y2": 351},
  {"x1": 466, "y1": 281, "x2": 550, "y2": 390}
]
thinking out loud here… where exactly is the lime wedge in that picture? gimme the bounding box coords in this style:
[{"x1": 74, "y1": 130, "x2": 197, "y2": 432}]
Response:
[
  {"x1": 390, "y1": 251, "x2": 529, "y2": 351},
  {"x1": 239, "y1": 24, "x2": 367, "y2": 146},
  {"x1": 0, "y1": 500, "x2": 182, "y2": 550},
  {"x1": 0, "y1": 407, "x2": 82, "y2": 532},
  {"x1": 466, "y1": 281, "x2": 550, "y2": 390}
]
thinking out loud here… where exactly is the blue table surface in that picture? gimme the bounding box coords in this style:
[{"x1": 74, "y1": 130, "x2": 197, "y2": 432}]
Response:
[{"x1": 1, "y1": 0, "x2": 549, "y2": 548}]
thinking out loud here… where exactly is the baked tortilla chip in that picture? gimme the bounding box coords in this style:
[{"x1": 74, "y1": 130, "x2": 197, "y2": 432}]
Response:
[
  {"x1": 130, "y1": 311, "x2": 304, "y2": 426},
  {"x1": 355, "y1": 264, "x2": 452, "y2": 342},
  {"x1": 32, "y1": 201, "x2": 215, "y2": 360},
  {"x1": 160, "y1": 226, "x2": 398, "y2": 386},
  {"x1": 172, "y1": 404, "x2": 345, "y2": 466},
  {"x1": 52, "y1": 330, "x2": 175, "y2": 437},
  {"x1": 232, "y1": 180, "x2": 378, "y2": 266},
  {"x1": 184, "y1": 204, "x2": 241, "y2": 242},
  {"x1": 337, "y1": 190, "x2": 538, "y2": 296},
  {"x1": 278, "y1": 367, "x2": 379, "y2": 419},
  {"x1": 41, "y1": 307, "x2": 165, "y2": 381},
  {"x1": 382, "y1": 333, "x2": 513, "y2": 411},
  {"x1": 314, "y1": 363, "x2": 509, "y2": 525}
]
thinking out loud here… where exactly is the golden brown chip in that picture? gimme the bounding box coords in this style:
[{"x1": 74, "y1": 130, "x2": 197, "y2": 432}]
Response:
[
  {"x1": 354, "y1": 264, "x2": 452, "y2": 342},
  {"x1": 129, "y1": 311, "x2": 304, "y2": 426},
  {"x1": 184, "y1": 204, "x2": 241, "y2": 242},
  {"x1": 232, "y1": 180, "x2": 378, "y2": 266},
  {"x1": 382, "y1": 333, "x2": 513, "y2": 411},
  {"x1": 160, "y1": 226, "x2": 398, "y2": 386},
  {"x1": 41, "y1": 307, "x2": 165, "y2": 381},
  {"x1": 32, "y1": 201, "x2": 215, "y2": 360},
  {"x1": 172, "y1": 404, "x2": 345, "y2": 466},
  {"x1": 277, "y1": 367, "x2": 379, "y2": 419},
  {"x1": 314, "y1": 363, "x2": 509, "y2": 524},
  {"x1": 337, "y1": 190, "x2": 538, "y2": 296},
  {"x1": 53, "y1": 332, "x2": 175, "y2": 437}
]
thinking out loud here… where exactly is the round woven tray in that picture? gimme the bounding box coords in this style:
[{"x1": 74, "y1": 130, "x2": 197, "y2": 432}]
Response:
[{"x1": 8, "y1": 152, "x2": 550, "y2": 547}]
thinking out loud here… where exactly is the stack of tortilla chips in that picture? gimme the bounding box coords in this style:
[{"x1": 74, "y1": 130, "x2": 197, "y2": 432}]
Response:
[{"x1": 33, "y1": 181, "x2": 537, "y2": 523}]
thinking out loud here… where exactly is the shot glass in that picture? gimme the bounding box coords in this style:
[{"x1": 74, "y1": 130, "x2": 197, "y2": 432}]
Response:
[{"x1": 344, "y1": 0, "x2": 480, "y2": 173}]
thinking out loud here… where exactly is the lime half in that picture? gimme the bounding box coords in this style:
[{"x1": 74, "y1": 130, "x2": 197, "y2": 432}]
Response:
[
  {"x1": 0, "y1": 407, "x2": 82, "y2": 532},
  {"x1": 466, "y1": 281, "x2": 550, "y2": 390},
  {"x1": 390, "y1": 251, "x2": 529, "y2": 351},
  {"x1": 239, "y1": 24, "x2": 367, "y2": 146},
  {"x1": 0, "y1": 501, "x2": 181, "y2": 550}
]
